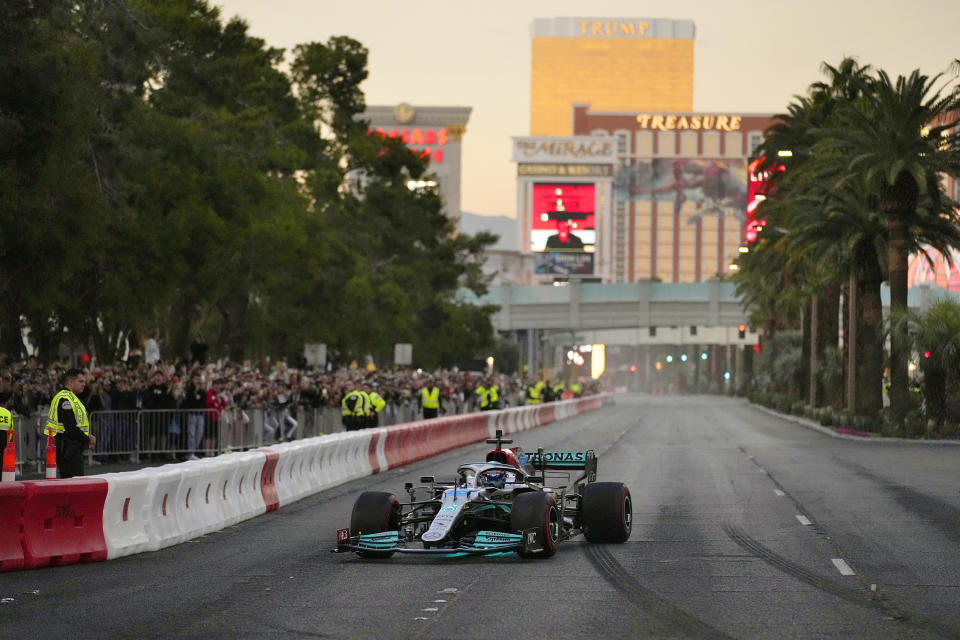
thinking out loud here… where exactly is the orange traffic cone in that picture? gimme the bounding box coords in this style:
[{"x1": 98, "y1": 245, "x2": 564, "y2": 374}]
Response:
[
  {"x1": 45, "y1": 434, "x2": 57, "y2": 479},
  {"x1": 1, "y1": 429, "x2": 15, "y2": 482}
]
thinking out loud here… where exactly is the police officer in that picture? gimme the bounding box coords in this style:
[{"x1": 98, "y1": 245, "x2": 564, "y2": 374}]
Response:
[
  {"x1": 475, "y1": 381, "x2": 489, "y2": 411},
  {"x1": 45, "y1": 368, "x2": 96, "y2": 478},
  {"x1": 487, "y1": 379, "x2": 500, "y2": 410},
  {"x1": 526, "y1": 379, "x2": 542, "y2": 405},
  {"x1": 419, "y1": 379, "x2": 440, "y2": 419},
  {"x1": 0, "y1": 405, "x2": 12, "y2": 453},
  {"x1": 367, "y1": 386, "x2": 386, "y2": 427},
  {"x1": 341, "y1": 387, "x2": 366, "y2": 431}
]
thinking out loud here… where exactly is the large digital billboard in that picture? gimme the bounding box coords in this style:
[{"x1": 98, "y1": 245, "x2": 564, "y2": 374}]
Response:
[
  {"x1": 614, "y1": 158, "x2": 747, "y2": 225},
  {"x1": 530, "y1": 183, "x2": 596, "y2": 253}
]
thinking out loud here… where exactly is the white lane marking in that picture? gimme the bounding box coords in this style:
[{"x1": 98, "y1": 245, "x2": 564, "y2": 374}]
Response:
[
  {"x1": 439, "y1": 587, "x2": 458, "y2": 593},
  {"x1": 773, "y1": 489, "x2": 785, "y2": 496},
  {"x1": 795, "y1": 515, "x2": 812, "y2": 526},
  {"x1": 832, "y1": 558, "x2": 856, "y2": 576},
  {"x1": 422, "y1": 607, "x2": 439, "y2": 612},
  {"x1": 414, "y1": 617, "x2": 429, "y2": 621},
  {"x1": 434, "y1": 599, "x2": 447, "y2": 603}
]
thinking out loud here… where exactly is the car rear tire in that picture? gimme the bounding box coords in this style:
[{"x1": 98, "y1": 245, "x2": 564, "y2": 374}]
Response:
[
  {"x1": 350, "y1": 491, "x2": 401, "y2": 558},
  {"x1": 512, "y1": 490, "x2": 560, "y2": 558},
  {"x1": 581, "y1": 482, "x2": 632, "y2": 543}
]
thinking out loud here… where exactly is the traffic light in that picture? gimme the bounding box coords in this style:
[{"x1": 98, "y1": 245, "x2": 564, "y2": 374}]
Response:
[
  {"x1": 738, "y1": 324, "x2": 746, "y2": 339},
  {"x1": 923, "y1": 350, "x2": 931, "y2": 359},
  {"x1": 665, "y1": 355, "x2": 674, "y2": 363},
  {"x1": 629, "y1": 364, "x2": 637, "y2": 372}
]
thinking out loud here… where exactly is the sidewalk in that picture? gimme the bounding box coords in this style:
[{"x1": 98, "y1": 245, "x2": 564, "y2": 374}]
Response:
[{"x1": 752, "y1": 402, "x2": 960, "y2": 445}]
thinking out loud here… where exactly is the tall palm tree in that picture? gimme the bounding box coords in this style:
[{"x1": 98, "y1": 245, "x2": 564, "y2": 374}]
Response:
[
  {"x1": 746, "y1": 58, "x2": 888, "y2": 414},
  {"x1": 893, "y1": 300, "x2": 960, "y2": 429},
  {"x1": 827, "y1": 69, "x2": 960, "y2": 425}
]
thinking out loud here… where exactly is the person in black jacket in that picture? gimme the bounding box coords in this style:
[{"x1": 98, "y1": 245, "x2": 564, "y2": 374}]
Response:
[
  {"x1": 183, "y1": 371, "x2": 207, "y2": 460},
  {"x1": 142, "y1": 370, "x2": 174, "y2": 459},
  {"x1": 45, "y1": 369, "x2": 96, "y2": 479},
  {"x1": 110, "y1": 377, "x2": 138, "y2": 462}
]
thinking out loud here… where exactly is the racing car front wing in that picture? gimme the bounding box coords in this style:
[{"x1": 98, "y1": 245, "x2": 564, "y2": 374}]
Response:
[{"x1": 334, "y1": 528, "x2": 546, "y2": 557}]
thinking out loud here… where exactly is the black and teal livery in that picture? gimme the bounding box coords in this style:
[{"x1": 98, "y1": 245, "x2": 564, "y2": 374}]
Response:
[{"x1": 334, "y1": 431, "x2": 629, "y2": 559}]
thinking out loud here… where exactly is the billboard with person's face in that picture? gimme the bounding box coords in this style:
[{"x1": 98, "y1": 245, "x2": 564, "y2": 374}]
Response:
[{"x1": 529, "y1": 183, "x2": 596, "y2": 254}]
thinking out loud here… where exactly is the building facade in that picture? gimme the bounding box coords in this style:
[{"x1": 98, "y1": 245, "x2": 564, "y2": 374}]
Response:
[
  {"x1": 573, "y1": 105, "x2": 775, "y2": 283},
  {"x1": 359, "y1": 104, "x2": 471, "y2": 225},
  {"x1": 530, "y1": 18, "x2": 695, "y2": 136},
  {"x1": 513, "y1": 106, "x2": 776, "y2": 284},
  {"x1": 512, "y1": 135, "x2": 617, "y2": 282}
]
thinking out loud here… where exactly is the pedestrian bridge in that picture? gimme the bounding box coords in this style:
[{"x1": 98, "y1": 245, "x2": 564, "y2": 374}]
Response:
[
  {"x1": 460, "y1": 280, "x2": 959, "y2": 346},
  {"x1": 472, "y1": 280, "x2": 746, "y2": 331}
]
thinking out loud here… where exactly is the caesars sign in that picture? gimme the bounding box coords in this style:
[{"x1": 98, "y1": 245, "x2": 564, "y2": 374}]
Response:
[{"x1": 368, "y1": 127, "x2": 450, "y2": 164}]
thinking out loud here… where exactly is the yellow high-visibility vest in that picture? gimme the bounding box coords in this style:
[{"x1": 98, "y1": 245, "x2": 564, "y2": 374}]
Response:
[
  {"x1": 45, "y1": 390, "x2": 89, "y2": 436},
  {"x1": 368, "y1": 391, "x2": 386, "y2": 414},
  {"x1": 355, "y1": 391, "x2": 371, "y2": 417},
  {"x1": 0, "y1": 406, "x2": 11, "y2": 431},
  {"x1": 526, "y1": 385, "x2": 541, "y2": 405},
  {"x1": 476, "y1": 385, "x2": 488, "y2": 408},
  {"x1": 341, "y1": 390, "x2": 361, "y2": 416},
  {"x1": 421, "y1": 387, "x2": 439, "y2": 409}
]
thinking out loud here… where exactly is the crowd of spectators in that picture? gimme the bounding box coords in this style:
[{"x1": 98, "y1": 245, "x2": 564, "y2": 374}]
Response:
[{"x1": 0, "y1": 355, "x2": 599, "y2": 425}]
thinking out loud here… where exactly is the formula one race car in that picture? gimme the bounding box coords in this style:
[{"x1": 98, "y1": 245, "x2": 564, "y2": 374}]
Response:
[{"x1": 334, "y1": 431, "x2": 632, "y2": 559}]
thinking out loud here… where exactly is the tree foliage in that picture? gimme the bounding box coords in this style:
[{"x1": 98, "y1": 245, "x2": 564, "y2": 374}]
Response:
[{"x1": 0, "y1": 0, "x2": 496, "y2": 367}]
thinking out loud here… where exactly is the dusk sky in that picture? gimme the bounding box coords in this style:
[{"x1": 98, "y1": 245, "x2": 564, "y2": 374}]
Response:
[{"x1": 214, "y1": 0, "x2": 960, "y2": 220}]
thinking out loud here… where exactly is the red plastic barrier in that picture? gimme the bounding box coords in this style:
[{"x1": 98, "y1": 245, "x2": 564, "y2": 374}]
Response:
[
  {"x1": 258, "y1": 450, "x2": 279, "y2": 512},
  {"x1": 367, "y1": 431, "x2": 382, "y2": 474},
  {"x1": 540, "y1": 403, "x2": 556, "y2": 426},
  {"x1": 384, "y1": 424, "x2": 413, "y2": 469},
  {"x1": 20, "y1": 479, "x2": 108, "y2": 569},
  {"x1": 0, "y1": 483, "x2": 25, "y2": 571}
]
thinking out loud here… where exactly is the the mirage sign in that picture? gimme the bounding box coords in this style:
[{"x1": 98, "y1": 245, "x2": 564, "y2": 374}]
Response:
[{"x1": 513, "y1": 136, "x2": 616, "y2": 165}]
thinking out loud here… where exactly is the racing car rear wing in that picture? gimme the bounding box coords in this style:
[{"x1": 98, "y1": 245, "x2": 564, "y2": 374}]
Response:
[{"x1": 527, "y1": 450, "x2": 597, "y2": 482}]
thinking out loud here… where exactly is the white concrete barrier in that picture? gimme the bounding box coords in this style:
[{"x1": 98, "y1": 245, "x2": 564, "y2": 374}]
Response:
[
  {"x1": 231, "y1": 451, "x2": 267, "y2": 523},
  {"x1": 142, "y1": 464, "x2": 186, "y2": 551},
  {"x1": 96, "y1": 470, "x2": 152, "y2": 559}
]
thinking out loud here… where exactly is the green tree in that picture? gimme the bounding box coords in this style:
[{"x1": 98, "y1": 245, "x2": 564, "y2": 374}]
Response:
[{"x1": 827, "y1": 68, "x2": 960, "y2": 424}]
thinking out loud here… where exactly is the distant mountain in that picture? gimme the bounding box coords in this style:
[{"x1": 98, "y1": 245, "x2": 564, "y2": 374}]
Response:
[{"x1": 459, "y1": 212, "x2": 518, "y2": 251}]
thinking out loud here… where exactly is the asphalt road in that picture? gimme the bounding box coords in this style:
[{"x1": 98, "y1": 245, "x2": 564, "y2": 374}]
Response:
[{"x1": 2, "y1": 394, "x2": 959, "y2": 640}]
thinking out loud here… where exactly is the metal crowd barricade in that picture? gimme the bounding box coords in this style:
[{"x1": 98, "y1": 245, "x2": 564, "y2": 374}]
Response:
[{"x1": 86, "y1": 409, "x2": 224, "y2": 463}]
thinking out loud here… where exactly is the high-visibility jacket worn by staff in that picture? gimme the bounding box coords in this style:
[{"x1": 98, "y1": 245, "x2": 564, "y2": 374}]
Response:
[
  {"x1": 421, "y1": 387, "x2": 439, "y2": 410},
  {"x1": 0, "y1": 406, "x2": 11, "y2": 432},
  {"x1": 367, "y1": 391, "x2": 386, "y2": 427},
  {"x1": 476, "y1": 385, "x2": 488, "y2": 410},
  {"x1": 45, "y1": 390, "x2": 90, "y2": 436},
  {"x1": 421, "y1": 386, "x2": 440, "y2": 419},
  {"x1": 488, "y1": 385, "x2": 500, "y2": 409},
  {"x1": 46, "y1": 389, "x2": 91, "y2": 478}
]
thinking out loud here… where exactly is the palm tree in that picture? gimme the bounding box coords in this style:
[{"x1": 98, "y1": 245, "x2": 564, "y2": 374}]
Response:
[
  {"x1": 893, "y1": 300, "x2": 960, "y2": 430},
  {"x1": 826, "y1": 69, "x2": 960, "y2": 425},
  {"x1": 745, "y1": 58, "x2": 888, "y2": 414}
]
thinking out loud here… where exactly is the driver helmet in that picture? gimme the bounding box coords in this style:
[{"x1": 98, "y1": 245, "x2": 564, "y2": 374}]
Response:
[{"x1": 478, "y1": 469, "x2": 514, "y2": 489}]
